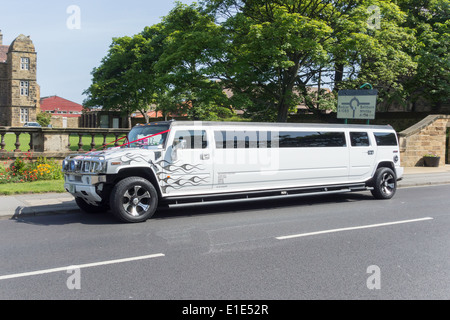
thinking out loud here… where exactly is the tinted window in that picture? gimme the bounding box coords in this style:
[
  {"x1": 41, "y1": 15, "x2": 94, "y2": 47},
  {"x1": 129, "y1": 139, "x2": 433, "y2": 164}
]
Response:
[
  {"x1": 214, "y1": 131, "x2": 266, "y2": 149},
  {"x1": 276, "y1": 131, "x2": 347, "y2": 148},
  {"x1": 174, "y1": 130, "x2": 208, "y2": 149},
  {"x1": 214, "y1": 130, "x2": 346, "y2": 148},
  {"x1": 374, "y1": 132, "x2": 398, "y2": 146},
  {"x1": 350, "y1": 132, "x2": 370, "y2": 147}
]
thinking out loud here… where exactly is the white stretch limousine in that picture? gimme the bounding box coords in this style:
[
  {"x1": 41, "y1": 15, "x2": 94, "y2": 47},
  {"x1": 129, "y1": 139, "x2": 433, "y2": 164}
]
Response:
[{"x1": 62, "y1": 121, "x2": 404, "y2": 223}]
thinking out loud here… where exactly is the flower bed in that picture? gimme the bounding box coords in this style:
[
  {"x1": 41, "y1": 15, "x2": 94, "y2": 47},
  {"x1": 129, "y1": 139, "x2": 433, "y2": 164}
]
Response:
[{"x1": 0, "y1": 152, "x2": 63, "y2": 184}]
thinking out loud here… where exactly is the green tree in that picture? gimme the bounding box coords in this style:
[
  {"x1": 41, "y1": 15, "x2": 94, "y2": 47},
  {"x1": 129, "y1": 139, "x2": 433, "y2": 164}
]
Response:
[
  {"x1": 155, "y1": 2, "x2": 232, "y2": 120},
  {"x1": 204, "y1": 0, "x2": 417, "y2": 121},
  {"x1": 336, "y1": 1, "x2": 417, "y2": 111},
  {"x1": 84, "y1": 3, "x2": 233, "y2": 122},
  {"x1": 83, "y1": 33, "x2": 161, "y2": 125},
  {"x1": 36, "y1": 112, "x2": 52, "y2": 127},
  {"x1": 399, "y1": 0, "x2": 449, "y2": 111}
]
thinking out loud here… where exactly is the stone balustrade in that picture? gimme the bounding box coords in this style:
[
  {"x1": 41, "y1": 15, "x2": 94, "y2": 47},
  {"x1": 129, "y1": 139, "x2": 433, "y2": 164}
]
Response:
[{"x1": 0, "y1": 127, "x2": 129, "y2": 161}]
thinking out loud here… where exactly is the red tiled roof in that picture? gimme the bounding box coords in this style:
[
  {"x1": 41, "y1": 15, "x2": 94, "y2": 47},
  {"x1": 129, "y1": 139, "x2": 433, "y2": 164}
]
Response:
[
  {"x1": 0, "y1": 45, "x2": 9, "y2": 63},
  {"x1": 40, "y1": 95, "x2": 83, "y2": 118},
  {"x1": 132, "y1": 110, "x2": 164, "y2": 118}
]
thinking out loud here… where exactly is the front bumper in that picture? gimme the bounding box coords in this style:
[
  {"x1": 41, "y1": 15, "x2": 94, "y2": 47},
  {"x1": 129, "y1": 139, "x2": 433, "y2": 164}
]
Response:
[{"x1": 64, "y1": 174, "x2": 106, "y2": 205}]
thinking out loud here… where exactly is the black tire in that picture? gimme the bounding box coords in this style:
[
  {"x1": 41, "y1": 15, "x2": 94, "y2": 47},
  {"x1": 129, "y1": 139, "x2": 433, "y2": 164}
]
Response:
[
  {"x1": 370, "y1": 167, "x2": 397, "y2": 200},
  {"x1": 110, "y1": 177, "x2": 158, "y2": 223},
  {"x1": 75, "y1": 197, "x2": 108, "y2": 214}
]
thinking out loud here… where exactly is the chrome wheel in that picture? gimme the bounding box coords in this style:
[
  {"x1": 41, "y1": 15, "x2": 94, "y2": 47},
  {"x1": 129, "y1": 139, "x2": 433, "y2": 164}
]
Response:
[
  {"x1": 110, "y1": 177, "x2": 158, "y2": 223},
  {"x1": 371, "y1": 167, "x2": 397, "y2": 200},
  {"x1": 380, "y1": 172, "x2": 396, "y2": 196},
  {"x1": 122, "y1": 185, "x2": 152, "y2": 217}
]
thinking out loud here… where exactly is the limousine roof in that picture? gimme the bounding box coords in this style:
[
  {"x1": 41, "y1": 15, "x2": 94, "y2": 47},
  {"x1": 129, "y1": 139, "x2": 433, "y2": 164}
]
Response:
[{"x1": 141, "y1": 120, "x2": 394, "y2": 131}]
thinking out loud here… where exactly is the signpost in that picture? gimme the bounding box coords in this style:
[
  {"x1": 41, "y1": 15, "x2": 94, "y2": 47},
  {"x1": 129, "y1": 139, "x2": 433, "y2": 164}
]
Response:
[{"x1": 337, "y1": 84, "x2": 378, "y2": 124}]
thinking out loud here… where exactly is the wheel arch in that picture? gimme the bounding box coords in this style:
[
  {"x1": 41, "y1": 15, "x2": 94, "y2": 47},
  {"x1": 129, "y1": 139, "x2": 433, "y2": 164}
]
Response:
[
  {"x1": 366, "y1": 161, "x2": 396, "y2": 187},
  {"x1": 376, "y1": 161, "x2": 395, "y2": 172},
  {"x1": 113, "y1": 166, "x2": 162, "y2": 198}
]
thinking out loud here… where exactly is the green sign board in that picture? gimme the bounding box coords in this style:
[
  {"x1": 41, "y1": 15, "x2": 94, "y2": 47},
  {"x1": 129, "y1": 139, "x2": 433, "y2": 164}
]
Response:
[{"x1": 337, "y1": 89, "x2": 378, "y2": 120}]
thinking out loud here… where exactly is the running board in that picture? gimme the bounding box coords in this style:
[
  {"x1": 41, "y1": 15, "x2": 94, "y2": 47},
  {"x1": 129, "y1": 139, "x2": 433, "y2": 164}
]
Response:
[{"x1": 162, "y1": 183, "x2": 368, "y2": 207}]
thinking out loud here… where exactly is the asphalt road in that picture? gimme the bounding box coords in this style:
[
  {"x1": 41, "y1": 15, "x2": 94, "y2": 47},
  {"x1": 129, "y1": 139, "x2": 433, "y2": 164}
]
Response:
[{"x1": 0, "y1": 184, "x2": 449, "y2": 302}]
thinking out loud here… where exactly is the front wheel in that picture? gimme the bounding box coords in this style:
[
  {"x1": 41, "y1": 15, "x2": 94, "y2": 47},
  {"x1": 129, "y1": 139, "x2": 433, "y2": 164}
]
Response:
[
  {"x1": 110, "y1": 177, "x2": 158, "y2": 223},
  {"x1": 370, "y1": 167, "x2": 397, "y2": 200}
]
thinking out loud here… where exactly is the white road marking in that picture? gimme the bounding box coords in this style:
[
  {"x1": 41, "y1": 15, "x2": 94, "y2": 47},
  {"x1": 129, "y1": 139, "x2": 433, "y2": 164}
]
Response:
[
  {"x1": 276, "y1": 217, "x2": 434, "y2": 240},
  {"x1": 0, "y1": 253, "x2": 165, "y2": 281}
]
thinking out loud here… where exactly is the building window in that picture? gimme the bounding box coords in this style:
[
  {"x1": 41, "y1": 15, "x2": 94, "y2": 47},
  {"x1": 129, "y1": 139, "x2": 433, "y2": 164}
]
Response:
[
  {"x1": 20, "y1": 81, "x2": 29, "y2": 96},
  {"x1": 20, "y1": 57, "x2": 30, "y2": 70},
  {"x1": 20, "y1": 108, "x2": 29, "y2": 123}
]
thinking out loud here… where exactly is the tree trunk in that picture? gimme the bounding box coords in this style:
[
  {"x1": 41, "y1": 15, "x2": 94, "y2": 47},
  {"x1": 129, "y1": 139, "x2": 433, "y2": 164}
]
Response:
[
  {"x1": 276, "y1": 102, "x2": 289, "y2": 122},
  {"x1": 334, "y1": 63, "x2": 344, "y2": 92},
  {"x1": 276, "y1": 60, "x2": 301, "y2": 123}
]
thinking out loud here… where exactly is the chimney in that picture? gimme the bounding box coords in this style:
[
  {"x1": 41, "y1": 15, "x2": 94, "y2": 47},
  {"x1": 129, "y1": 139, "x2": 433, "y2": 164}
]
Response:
[{"x1": 0, "y1": 30, "x2": 3, "y2": 45}]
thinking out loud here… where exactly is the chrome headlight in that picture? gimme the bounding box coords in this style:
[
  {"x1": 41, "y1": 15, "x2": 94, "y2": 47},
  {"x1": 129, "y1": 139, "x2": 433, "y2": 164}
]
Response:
[
  {"x1": 62, "y1": 159, "x2": 69, "y2": 172},
  {"x1": 69, "y1": 160, "x2": 77, "y2": 172}
]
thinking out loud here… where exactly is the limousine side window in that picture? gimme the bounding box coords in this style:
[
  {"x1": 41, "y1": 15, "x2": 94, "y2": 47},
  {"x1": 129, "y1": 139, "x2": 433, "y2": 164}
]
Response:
[
  {"x1": 373, "y1": 132, "x2": 398, "y2": 146},
  {"x1": 214, "y1": 131, "x2": 262, "y2": 149},
  {"x1": 174, "y1": 130, "x2": 208, "y2": 149},
  {"x1": 350, "y1": 132, "x2": 370, "y2": 147},
  {"x1": 214, "y1": 130, "x2": 346, "y2": 148},
  {"x1": 276, "y1": 131, "x2": 347, "y2": 148}
]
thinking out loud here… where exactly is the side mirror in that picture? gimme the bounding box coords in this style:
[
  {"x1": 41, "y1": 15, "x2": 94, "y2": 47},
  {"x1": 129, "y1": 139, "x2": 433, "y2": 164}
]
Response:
[{"x1": 171, "y1": 138, "x2": 187, "y2": 161}]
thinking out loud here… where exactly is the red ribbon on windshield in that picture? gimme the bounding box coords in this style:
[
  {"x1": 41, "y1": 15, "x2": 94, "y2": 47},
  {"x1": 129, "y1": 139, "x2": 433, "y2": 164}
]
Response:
[
  {"x1": 119, "y1": 129, "x2": 171, "y2": 148},
  {"x1": 102, "y1": 135, "x2": 128, "y2": 148}
]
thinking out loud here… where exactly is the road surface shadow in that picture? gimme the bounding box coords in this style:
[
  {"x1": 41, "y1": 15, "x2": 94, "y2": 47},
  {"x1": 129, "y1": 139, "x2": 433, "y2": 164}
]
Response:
[{"x1": 11, "y1": 191, "x2": 374, "y2": 226}]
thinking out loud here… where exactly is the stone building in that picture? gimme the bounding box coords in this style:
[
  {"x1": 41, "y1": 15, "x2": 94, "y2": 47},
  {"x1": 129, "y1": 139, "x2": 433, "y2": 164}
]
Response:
[{"x1": 0, "y1": 30, "x2": 40, "y2": 126}]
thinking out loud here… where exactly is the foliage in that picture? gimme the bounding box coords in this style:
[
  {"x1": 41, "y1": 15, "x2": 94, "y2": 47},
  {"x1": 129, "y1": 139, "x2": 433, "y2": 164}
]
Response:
[
  {"x1": 84, "y1": 2, "x2": 232, "y2": 122},
  {"x1": 423, "y1": 153, "x2": 440, "y2": 157},
  {"x1": 85, "y1": 0, "x2": 449, "y2": 122},
  {"x1": 83, "y1": 34, "x2": 158, "y2": 123},
  {"x1": 399, "y1": 0, "x2": 450, "y2": 110},
  {"x1": 37, "y1": 112, "x2": 52, "y2": 127},
  {"x1": 154, "y1": 3, "x2": 233, "y2": 120},
  {"x1": 0, "y1": 153, "x2": 63, "y2": 184}
]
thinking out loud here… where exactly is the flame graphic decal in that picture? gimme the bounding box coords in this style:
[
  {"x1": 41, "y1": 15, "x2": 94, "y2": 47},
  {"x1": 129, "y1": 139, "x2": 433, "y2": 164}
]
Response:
[{"x1": 153, "y1": 160, "x2": 209, "y2": 193}]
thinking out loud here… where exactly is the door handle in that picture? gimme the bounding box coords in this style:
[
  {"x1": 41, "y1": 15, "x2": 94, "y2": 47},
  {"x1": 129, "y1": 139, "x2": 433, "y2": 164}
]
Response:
[
  {"x1": 367, "y1": 150, "x2": 374, "y2": 155},
  {"x1": 201, "y1": 154, "x2": 210, "y2": 160}
]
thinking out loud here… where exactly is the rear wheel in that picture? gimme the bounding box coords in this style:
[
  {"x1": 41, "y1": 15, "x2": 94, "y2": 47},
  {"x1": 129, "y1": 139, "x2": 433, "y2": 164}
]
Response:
[
  {"x1": 370, "y1": 167, "x2": 397, "y2": 199},
  {"x1": 110, "y1": 177, "x2": 158, "y2": 223}
]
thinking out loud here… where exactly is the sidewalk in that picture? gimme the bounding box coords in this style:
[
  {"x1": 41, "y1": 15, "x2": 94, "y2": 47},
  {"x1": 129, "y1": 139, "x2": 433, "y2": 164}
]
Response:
[
  {"x1": 1, "y1": 166, "x2": 450, "y2": 219},
  {"x1": 0, "y1": 192, "x2": 77, "y2": 219}
]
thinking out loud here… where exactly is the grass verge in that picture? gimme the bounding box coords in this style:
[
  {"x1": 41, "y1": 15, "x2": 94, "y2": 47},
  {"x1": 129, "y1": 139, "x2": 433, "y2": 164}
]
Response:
[{"x1": 0, "y1": 180, "x2": 65, "y2": 195}]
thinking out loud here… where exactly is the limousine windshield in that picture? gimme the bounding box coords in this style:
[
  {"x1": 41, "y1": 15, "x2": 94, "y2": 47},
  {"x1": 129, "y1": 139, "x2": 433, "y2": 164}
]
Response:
[{"x1": 127, "y1": 123, "x2": 170, "y2": 148}]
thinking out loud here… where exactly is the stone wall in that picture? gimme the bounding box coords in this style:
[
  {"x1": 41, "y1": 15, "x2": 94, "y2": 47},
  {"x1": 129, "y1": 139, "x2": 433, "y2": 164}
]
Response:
[
  {"x1": 398, "y1": 115, "x2": 450, "y2": 167},
  {"x1": 50, "y1": 116, "x2": 79, "y2": 128}
]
